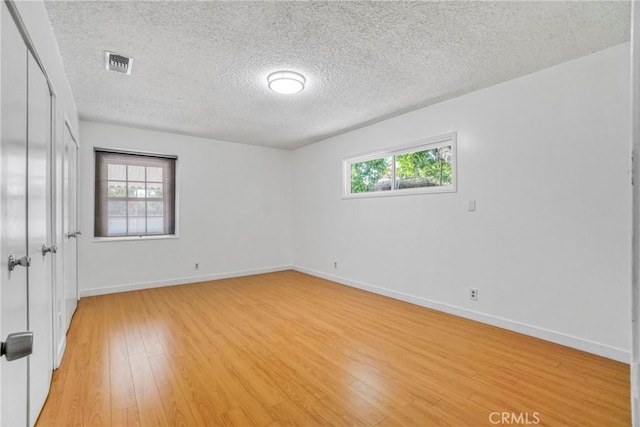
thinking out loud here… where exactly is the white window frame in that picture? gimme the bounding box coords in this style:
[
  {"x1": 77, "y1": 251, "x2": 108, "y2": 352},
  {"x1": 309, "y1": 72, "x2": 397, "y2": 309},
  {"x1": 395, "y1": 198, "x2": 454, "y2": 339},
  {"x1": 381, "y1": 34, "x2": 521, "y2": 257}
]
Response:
[{"x1": 343, "y1": 132, "x2": 457, "y2": 199}]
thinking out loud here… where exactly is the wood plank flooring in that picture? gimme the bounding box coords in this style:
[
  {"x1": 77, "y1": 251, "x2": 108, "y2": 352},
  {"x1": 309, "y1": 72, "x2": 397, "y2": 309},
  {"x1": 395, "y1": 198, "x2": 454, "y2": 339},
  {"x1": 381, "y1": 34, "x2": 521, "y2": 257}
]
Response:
[{"x1": 36, "y1": 271, "x2": 630, "y2": 426}]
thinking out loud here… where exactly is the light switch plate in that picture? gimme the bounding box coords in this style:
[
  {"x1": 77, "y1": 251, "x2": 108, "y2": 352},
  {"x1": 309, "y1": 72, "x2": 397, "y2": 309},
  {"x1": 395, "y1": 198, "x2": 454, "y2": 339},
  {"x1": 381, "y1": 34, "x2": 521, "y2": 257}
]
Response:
[{"x1": 468, "y1": 200, "x2": 476, "y2": 212}]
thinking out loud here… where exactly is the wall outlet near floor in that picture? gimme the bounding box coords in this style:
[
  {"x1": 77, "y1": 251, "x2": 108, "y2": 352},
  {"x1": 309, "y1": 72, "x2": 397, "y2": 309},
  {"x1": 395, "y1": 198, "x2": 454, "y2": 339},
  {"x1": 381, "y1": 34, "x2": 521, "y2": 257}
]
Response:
[
  {"x1": 334, "y1": 261, "x2": 338, "y2": 269},
  {"x1": 194, "y1": 262, "x2": 200, "y2": 270},
  {"x1": 469, "y1": 287, "x2": 479, "y2": 301}
]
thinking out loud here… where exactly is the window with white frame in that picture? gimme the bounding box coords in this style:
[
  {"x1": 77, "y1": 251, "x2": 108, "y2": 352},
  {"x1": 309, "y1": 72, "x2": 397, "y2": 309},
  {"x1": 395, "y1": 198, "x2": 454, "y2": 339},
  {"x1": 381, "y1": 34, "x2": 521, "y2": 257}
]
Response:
[
  {"x1": 94, "y1": 149, "x2": 177, "y2": 238},
  {"x1": 344, "y1": 133, "x2": 456, "y2": 198}
]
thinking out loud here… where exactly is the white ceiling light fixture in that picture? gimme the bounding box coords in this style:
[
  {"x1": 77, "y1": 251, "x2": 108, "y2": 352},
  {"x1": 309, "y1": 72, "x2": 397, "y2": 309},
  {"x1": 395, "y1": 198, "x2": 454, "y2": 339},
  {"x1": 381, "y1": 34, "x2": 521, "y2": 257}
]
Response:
[{"x1": 267, "y1": 71, "x2": 306, "y2": 95}]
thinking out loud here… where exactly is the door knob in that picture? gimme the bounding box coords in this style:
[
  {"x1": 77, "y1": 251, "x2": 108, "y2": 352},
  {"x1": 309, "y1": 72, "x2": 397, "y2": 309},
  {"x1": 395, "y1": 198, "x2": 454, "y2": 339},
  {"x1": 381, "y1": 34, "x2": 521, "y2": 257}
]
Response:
[
  {"x1": 1, "y1": 332, "x2": 33, "y2": 361},
  {"x1": 41, "y1": 244, "x2": 57, "y2": 255},
  {"x1": 8, "y1": 255, "x2": 31, "y2": 271},
  {"x1": 66, "y1": 230, "x2": 82, "y2": 239}
]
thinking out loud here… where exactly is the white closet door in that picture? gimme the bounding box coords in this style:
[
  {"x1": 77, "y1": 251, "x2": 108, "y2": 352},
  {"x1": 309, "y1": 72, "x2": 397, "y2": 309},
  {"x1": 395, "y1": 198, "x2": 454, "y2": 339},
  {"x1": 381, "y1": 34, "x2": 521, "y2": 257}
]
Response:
[
  {"x1": 0, "y1": 3, "x2": 29, "y2": 426},
  {"x1": 62, "y1": 125, "x2": 78, "y2": 331},
  {"x1": 27, "y1": 53, "x2": 53, "y2": 426}
]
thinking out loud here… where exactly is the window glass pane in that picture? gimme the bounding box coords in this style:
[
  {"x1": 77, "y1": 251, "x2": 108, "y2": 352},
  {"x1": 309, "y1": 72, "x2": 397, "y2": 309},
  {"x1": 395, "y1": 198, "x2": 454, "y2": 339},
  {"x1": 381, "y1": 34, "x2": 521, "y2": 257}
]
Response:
[
  {"x1": 128, "y1": 182, "x2": 146, "y2": 197},
  {"x1": 128, "y1": 165, "x2": 145, "y2": 181},
  {"x1": 350, "y1": 157, "x2": 392, "y2": 193},
  {"x1": 147, "y1": 167, "x2": 163, "y2": 182},
  {"x1": 127, "y1": 217, "x2": 146, "y2": 234},
  {"x1": 439, "y1": 146, "x2": 453, "y2": 165},
  {"x1": 108, "y1": 164, "x2": 126, "y2": 181},
  {"x1": 107, "y1": 201, "x2": 126, "y2": 216},
  {"x1": 147, "y1": 183, "x2": 164, "y2": 198},
  {"x1": 128, "y1": 201, "x2": 146, "y2": 216},
  {"x1": 395, "y1": 146, "x2": 452, "y2": 189},
  {"x1": 107, "y1": 181, "x2": 126, "y2": 197},
  {"x1": 107, "y1": 218, "x2": 127, "y2": 235},
  {"x1": 147, "y1": 217, "x2": 164, "y2": 233},
  {"x1": 147, "y1": 201, "x2": 164, "y2": 216}
]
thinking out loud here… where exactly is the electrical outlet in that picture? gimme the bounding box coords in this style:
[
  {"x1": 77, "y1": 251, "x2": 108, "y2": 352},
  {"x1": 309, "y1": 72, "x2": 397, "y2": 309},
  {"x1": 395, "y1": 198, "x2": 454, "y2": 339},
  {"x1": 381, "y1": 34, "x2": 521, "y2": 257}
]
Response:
[
  {"x1": 334, "y1": 261, "x2": 338, "y2": 269},
  {"x1": 469, "y1": 288, "x2": 478, "y2": 301},
  {"x1": 194, "y1": 263, "x2": 200, "y2": 270}
]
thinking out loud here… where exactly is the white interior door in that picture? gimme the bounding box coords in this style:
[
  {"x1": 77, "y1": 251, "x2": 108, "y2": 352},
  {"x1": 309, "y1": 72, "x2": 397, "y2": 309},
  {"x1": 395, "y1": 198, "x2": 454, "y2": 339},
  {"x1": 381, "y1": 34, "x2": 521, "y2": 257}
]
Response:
[
  {"x1": 27, "y1": 52, "x2": 54, "y2": 426},
  {"x1": 1, "y1": 3, "x2": 30, "y2": 426},
  {"x1": 63, "y1": 124, "x2": 78, "y2": 331}
]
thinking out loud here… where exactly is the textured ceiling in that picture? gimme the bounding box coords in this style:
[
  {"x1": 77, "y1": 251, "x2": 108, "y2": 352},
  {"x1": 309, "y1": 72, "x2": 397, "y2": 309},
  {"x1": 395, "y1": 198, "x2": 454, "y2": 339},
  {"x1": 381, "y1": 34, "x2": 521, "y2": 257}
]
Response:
[{"x1": 45, "y1": 1, "x2": 630, "y2": 150}]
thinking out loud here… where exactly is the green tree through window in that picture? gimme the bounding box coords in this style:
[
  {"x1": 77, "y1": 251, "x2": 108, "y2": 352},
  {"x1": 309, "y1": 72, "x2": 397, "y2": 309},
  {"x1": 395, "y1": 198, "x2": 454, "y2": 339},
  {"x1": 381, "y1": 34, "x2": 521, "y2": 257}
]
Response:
[
  {"x1": 350, "y1": 157, "x2": 392, "y2": 193},
  {"x1": 396, "y1": 147, "x2": 452, "y2": 188},
  {"x1": 345, "y1": 135, "x2": 456, "y2": 197}
]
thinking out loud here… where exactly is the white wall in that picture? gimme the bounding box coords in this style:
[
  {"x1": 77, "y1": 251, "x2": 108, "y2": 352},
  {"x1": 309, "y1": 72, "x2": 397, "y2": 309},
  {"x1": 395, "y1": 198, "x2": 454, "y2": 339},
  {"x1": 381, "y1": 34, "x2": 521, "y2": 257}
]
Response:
[
  {"x1": 292, "y1": 43, "x2": 632, "y2": 362},
  {"x1": 78, "y1": 121, "x2": 292, "y2": 296}
]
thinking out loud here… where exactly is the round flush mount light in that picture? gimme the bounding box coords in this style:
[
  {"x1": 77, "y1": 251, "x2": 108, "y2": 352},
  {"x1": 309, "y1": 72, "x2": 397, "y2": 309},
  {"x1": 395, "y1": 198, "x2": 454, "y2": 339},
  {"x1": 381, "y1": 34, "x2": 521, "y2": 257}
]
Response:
[{"x1": 267, "y1": 71, "x2": 306, "y2": 95}]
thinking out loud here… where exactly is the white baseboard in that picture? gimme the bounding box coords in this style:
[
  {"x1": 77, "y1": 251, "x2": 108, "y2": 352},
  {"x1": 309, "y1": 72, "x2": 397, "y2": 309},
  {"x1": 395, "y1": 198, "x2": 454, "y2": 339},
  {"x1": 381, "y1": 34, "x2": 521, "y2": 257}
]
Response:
[
  {"x1": 294, "y1": 266, "x2": 630, "y2": 364},
  {"x1": 79, "y1": 264, "x2": 293, "y2": 297},
  {"x1": 55, "y1": 336, "x2": 66, "y2": 369}
]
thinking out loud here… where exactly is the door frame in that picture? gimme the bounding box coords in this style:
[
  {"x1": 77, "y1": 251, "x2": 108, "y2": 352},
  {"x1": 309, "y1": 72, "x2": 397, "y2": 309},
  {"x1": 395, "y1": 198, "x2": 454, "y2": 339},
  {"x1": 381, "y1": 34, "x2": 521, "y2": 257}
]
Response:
[
  {"x1": 54, "y1": 116, "x2": 79, "y2": 368},
  {"x1": 62, "y1": 119, "x2": 79, "y2": 296},
  {"x1": 631, "y1": 2, "x2": 640, "y2": 425}
]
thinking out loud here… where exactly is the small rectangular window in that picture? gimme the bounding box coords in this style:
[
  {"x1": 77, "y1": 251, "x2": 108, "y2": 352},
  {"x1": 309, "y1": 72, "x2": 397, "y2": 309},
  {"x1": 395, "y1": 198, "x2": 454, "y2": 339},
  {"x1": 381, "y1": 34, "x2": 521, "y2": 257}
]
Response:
[
  {"x1": 344, "y1": 132, "x2": 456, "y2": 198},
  {"x1": 95, "y1": 149, "x2": 177, "y2": 238}
]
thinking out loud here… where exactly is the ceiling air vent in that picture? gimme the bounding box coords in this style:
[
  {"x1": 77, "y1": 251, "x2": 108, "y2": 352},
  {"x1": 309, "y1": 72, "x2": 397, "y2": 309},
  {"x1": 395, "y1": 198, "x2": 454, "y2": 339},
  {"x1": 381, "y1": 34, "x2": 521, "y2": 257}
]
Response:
[{"x1": 105, "y1": 51, "x2": 133, "y2": 75}]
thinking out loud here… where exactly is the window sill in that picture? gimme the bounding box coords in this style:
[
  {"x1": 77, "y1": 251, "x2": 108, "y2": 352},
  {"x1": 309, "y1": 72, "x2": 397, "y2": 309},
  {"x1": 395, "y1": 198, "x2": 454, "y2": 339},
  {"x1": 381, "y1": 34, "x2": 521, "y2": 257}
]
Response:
[
  {"x1": 93, "y1": 234, "x2": 178, "y2": 243},
  {"x1": 342, "y1": 186, "x2": 456, "y2": 199}
]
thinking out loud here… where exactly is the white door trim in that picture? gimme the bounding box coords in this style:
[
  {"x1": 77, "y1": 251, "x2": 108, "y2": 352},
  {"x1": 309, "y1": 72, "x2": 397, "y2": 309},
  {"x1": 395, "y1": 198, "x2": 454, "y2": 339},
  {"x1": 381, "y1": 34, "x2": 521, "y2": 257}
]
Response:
[{"x1": 630, "y1": 2, "x2": 640, "y2": 425}]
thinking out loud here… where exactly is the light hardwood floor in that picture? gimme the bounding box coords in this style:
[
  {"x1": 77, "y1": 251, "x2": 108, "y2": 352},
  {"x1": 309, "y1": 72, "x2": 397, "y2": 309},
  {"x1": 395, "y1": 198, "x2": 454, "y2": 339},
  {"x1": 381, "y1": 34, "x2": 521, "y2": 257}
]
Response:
[{"x1": 37, "y1": 271, "x2": 630, "y2": 426}]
